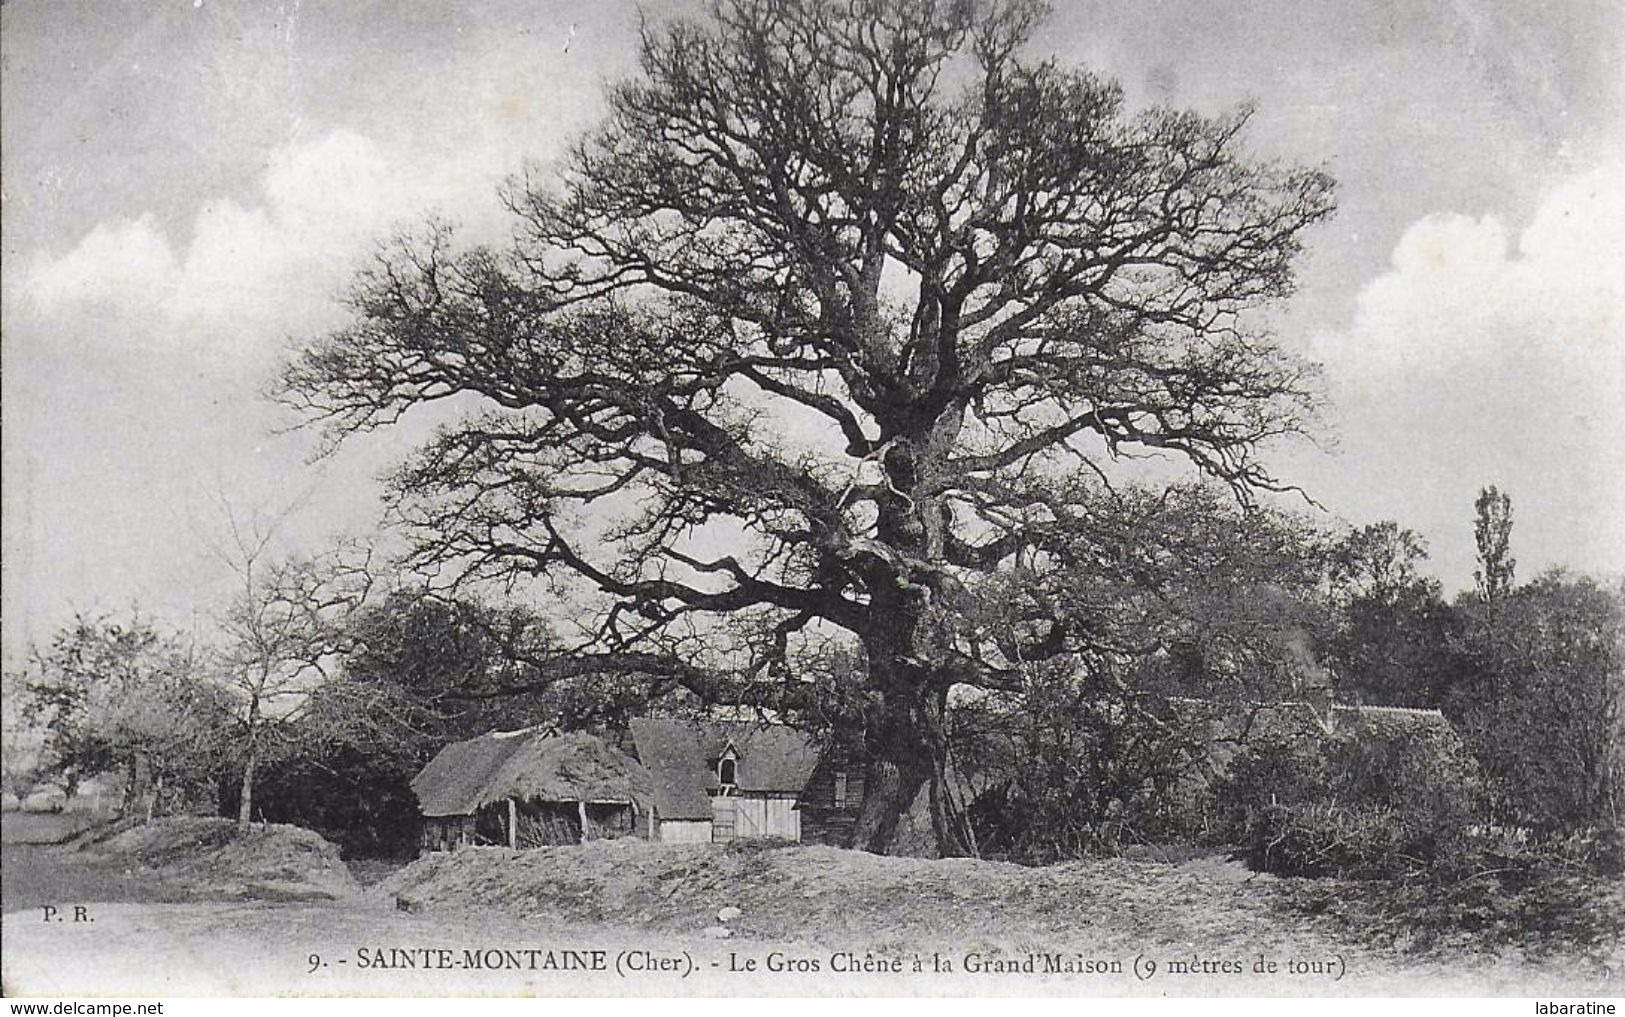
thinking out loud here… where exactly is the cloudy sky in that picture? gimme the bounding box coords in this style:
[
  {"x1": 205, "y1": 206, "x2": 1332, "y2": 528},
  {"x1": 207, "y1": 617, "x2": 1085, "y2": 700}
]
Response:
[{"x1": 3, "y1": 0, "x2": 1623, "y2": 651}]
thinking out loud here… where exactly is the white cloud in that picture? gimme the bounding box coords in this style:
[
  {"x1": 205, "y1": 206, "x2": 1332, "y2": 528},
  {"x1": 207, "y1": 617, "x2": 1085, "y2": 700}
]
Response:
[
  {"x1": 1344, "y1": 156, "x2": 1625, "y2": 378},
  {"x1": 22, "y1": 215, "x2": 180, "y2": 318},
  {"x1": 16, "y1": 128, "x2": 493, "y2": 356},
  {"x1": 1, "y1": 115, "x2": 574, "y2": 650},
  {"x1": 263, "y1": 130, "x2": 397, "y2": 222},
  {"x1": 1308, "y1": 151, "x2": 1625, "y2": 585}
]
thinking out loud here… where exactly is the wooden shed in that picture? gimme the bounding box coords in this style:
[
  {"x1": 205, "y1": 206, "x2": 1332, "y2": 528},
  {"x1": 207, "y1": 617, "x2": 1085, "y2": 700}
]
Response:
[
  {"x1": 412, "y1": 728, "x2": 656, "y2": 853},
  {"x1": 794, "y1": 742, "x2": 867, "y2": 847},
  {"x1": 795, "y1": 744, "x2": 978, "y2": 856},
  {"x1": 627, "y1": 718, "x2": 820, "y2": 843}
]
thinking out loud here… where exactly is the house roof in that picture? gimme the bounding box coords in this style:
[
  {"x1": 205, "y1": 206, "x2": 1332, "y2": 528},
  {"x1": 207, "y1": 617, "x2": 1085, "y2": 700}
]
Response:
[
  {"x1": 1156, "y1": 697, "x2": 1463, "y2": 776},
  {"x1": 1323, "y1": 703, "x2": 1459, "y2": 741},
  {"x1": 628, "y1": 718, "x2": 821, "y2": 821},
  {"x1": 1165, "y1": 697, "x2": 1456, "y2": 738},
  {"x1": 412, "y1": 728, "x2": 655, "y2": 818}
]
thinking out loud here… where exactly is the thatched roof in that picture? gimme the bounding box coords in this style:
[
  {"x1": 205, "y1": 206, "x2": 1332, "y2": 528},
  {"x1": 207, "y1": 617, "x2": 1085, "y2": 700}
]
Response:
[
  {"x1": 628, "y1": 718, "x2": 820, "y2": 821},
  {"x1": 1325, "y1": 703, "x2": 1458, "y2": 738},
  {"x1": 412, "y1": 729, "x2": 656, "y2": 818},
  {"x1": 1159, "y1": 697, "x2": 1463, "y2": 772},
  {"x1": 1167, "y1": 697, "x2": 1456, "y2": 739}
]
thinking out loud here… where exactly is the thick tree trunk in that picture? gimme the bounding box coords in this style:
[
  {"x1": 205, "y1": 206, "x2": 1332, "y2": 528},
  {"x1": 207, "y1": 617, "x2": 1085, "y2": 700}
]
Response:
[
  {"x1": 850, "y1": 738, "x2": 934, "y2": 854},
  {"x1": 846, "y1": 418, "x2": 976, "y2": 857},
  {"x1": 847, "y1": 639, "x2": 972, "y2": 857}
]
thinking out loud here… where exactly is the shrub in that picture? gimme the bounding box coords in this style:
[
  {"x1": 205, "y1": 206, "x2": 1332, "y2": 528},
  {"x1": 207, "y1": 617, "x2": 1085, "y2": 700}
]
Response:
[
  {"x1": 1215, "y1": 715, "x2": 1482, "y2": 878},
  {"x1": 959, "y1": 688, "x2": 1212, "y2": 865},
  {"x1": 246, "y1": 745, "x2": 425, "y2": 859},
  {"x1": 1447, "y1": 573, "x2": 1625, "y2": 834},
  {"x1": 1246, "y1": 799, "x2": 1411, "y2": 877},
  {"x1": 1442, "y1": 824, "x2": 1625, "y2": 881}
]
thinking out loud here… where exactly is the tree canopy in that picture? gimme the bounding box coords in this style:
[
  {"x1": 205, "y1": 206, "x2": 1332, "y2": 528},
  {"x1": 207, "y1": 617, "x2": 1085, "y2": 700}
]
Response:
[
  {"x1": 282, "y1": 0, "x2": 1336, "y2": 853},
  {"x1": 16, "y1": 613, "x2": 232, "y2": 815}
]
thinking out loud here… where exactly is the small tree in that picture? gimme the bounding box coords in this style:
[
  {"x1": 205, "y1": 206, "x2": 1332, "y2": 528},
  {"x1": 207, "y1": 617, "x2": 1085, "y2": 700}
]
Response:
[
  {"x1": 252, "y1": 591, "x2": 628, "y2": 855},
  {"x1": 958, "y1": 660, "x2": 1212, "y2": 863},
  {"x1": 1449, "y1": 488, "x2": 1623, "y2": 834},
  {"x1": 1, "y1": 669, "x2": 46, "y2": 807},
  {"x1": 14, "y1": 613, "x2": 229, "y2": 817},
  {"x1": 956, "y1": 485, "x2": 1335, "y2": 861},
  {"x1": 1452, "y1": 570, "x2": 1625, "y2": 833},
  {"x1": 205, "y1": 507, "x2": 374, "y2": 831},
  {"x1": 1474, "y1": 486, "x2": 1516, "y2": 604},
  {"x1": 1326, "y1": 522, "x2": 1459, "y2": 707}
]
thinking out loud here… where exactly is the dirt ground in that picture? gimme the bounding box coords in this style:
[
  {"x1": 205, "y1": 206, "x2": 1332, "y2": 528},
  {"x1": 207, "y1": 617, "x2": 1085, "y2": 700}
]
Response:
[
  {"x1": 3, "y1": 814, "x2": 358, "y2": 912},
  {"x1": 3, "y1": 830, "x2": 1620, "y2": 997}
]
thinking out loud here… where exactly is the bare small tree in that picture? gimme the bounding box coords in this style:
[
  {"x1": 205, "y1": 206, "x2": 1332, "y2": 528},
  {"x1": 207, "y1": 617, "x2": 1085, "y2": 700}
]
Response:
[{"x1": 205, "y1": 502, "x2": 374, "y2": 830}]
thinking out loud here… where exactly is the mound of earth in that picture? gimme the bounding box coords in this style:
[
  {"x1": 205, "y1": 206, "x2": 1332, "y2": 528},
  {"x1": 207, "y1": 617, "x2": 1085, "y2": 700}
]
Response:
[
  {"x1": 87, "y1": 816, "x2": 358, "y2": 902},
  {"x1": 376, "y1": 839, "x2": 1311, "y2": 955},
  {"x1": 373, "y1": 839, "x2": 1623, "y2": 975}
]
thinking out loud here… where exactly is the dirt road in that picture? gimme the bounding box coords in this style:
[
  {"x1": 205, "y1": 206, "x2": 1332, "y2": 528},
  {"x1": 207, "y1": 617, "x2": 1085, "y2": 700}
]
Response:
[
  {"x1": 9, "y1": 894, "x2": 1614, "y2": 997},
  {"x1": 3, "y1": 836, "x2": 1619, "y2": 997}
]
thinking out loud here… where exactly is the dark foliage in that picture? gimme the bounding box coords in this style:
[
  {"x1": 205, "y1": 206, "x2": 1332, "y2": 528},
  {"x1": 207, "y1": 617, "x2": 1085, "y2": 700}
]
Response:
[
  {"x1": 1215, "y1": 717, "x2": 1481, "y2": 878},
  {"x1": 238, "y1": 590, "x2": 702, "y2": 856},
  {"x1": 952, "y1": 488, "x2": 1345, "y2": 865},
  {"x1": 961, "y1": 686, "x2": 1208, "y2": 864},
  {"x1": 1473, "y1": 486, "x2": 1517, "y2": 604},
  {"x1": 1448, "y1": 570, "x2": 1625, "y2": 833},
  {"x1": 1325, "y1": 522, "x2": 1464, "y2": 708},
  {"x1": 239, "y1": 745, "x2": 424, "y2": 859}
]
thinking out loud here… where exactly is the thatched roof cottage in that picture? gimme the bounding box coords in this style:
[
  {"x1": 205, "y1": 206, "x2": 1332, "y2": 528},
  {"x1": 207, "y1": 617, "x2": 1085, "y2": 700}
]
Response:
[{"x1": 412, "y1": 728, "x2": 655, "y2": 852}]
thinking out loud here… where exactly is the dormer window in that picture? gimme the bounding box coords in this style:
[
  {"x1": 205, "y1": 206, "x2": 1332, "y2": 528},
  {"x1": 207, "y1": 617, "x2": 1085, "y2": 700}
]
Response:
[{"x1": 712, "y1": 738, "x2": 741, "y2": 794}]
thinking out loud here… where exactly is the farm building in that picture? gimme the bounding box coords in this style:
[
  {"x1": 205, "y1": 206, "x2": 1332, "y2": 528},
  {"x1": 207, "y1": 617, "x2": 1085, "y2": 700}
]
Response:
[
  {"x1": 794, "y1": 743, "x2": 867, "y2": 846},
  {"x1": 1169, "y1": 698, "x2": 1466, "y2": 770},
  {"x1": 1146, "y1": 696, "x2": 1475, "y2": 827},
  {"x1": 626, "y1": 718, "x2": 820, "y2": 843},
  {"x1": 795, "y1": 745, "x2": 978, "y2": 856},
  {"x1": 412, "y1": 728, "x2": 655, "y2": 853}
]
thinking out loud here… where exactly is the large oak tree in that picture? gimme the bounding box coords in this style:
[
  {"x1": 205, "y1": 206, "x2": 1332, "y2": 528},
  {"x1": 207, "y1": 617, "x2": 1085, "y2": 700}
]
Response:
[{"x1": 283, "y1": 0, "x2": 1335, "y2": 854}]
